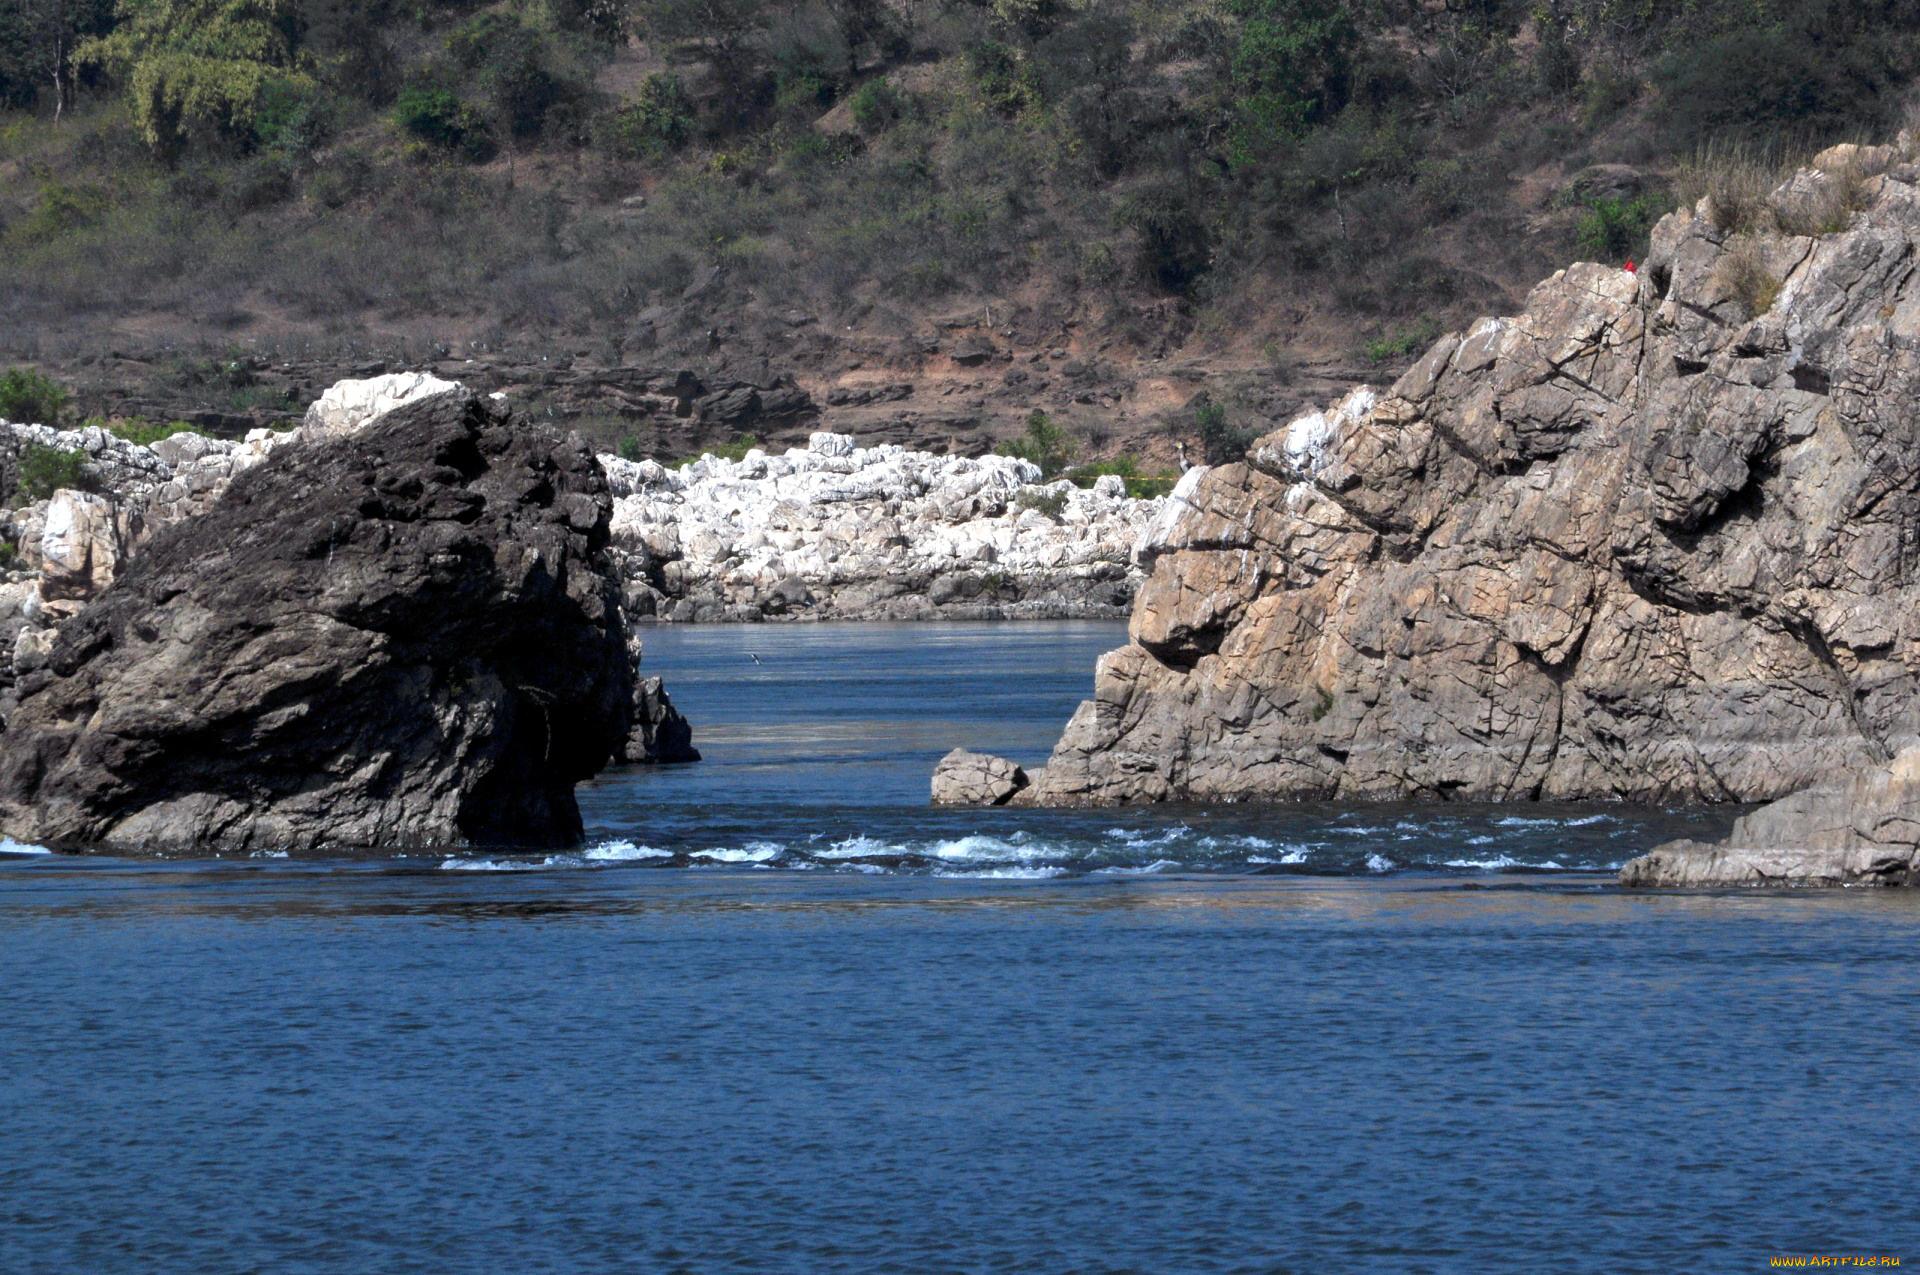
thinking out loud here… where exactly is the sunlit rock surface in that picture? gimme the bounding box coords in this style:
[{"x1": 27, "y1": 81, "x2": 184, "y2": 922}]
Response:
[
  {"x1": 1001, "y1": 151, "x2": 1920, "y2": 824},
  {"x1": 599, "y1": 433, "x2": 1161, "y2": 622}
]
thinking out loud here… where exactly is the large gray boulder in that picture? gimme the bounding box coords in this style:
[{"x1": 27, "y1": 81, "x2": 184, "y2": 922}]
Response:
[
  {"x1": 1004, "y1": 149, "x2": 1920, "y2": 808},
  {"x1": 0, "y1": 389, "x2": 634, "y2": 853}
]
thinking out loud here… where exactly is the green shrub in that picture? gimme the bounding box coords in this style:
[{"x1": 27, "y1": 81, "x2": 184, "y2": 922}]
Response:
[
  {"x1": 1015, "y1": 488, "x2": 1068, "y2": 519},
  {"x1": 101, "y1": 417, "x2": 200, "y2": 447},
  {"x1": 996, "y1": 410, "x2": 1076, "y2": 477},
  {"x1": 0, "y1": 368, "x2": 69, "y2": 424},
  {"x1": 967, "y1": 39, "x2": 1037, "y2": 115},
  {"x1": 601, "y1": 74, "x2": 694, "y2": 158},
  {"x1": 12, "y1": 176, "x2": 111, "y2": 243},
  {"x1": 1574, "y1": 195, "x2": 1662, "y2": 263},
  {"x1": 0, "y1": 542, "x2": 15, "y2": 566},
  {"x1": 392, "y1": 88, "x2": 497, "y2": 162},
  {"x1": 677, "y1": 434, "x2": 760, "y2": 465},
  {"x1": 1365, "y1": 315, "x2": 1443, "y2": 363},
  {"x1": 848, "y1": 79, "x2": 905, "y2": 134},
  {"x1": 1115, "y1": 184, "x2": 1214, "y2": 294},
  {"x1": 15, "y1": 443, "x2": 87, "y2": 501},
  {"x1": 253, "y1": 76, "x2": 333, "y2": 159},
  {"x1": 1192, "y1": 398, "x2": 1260, "y2": 464},
  {"x1": 616, "y1": 435, "x2": 642, "y2": 461}
]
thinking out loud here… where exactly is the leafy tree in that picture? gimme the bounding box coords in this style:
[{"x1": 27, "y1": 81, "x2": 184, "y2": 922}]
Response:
[
  {"x1": 1225, "y1": 0, "x2": 1358, "y2": 167},
  {"x1": 75, "y1": 0, "x2": 314, "y2": 156},
  {"x1": 996, "y1": 410, "x2": 1076, "y2": 477},
  {"x1": 0, "y1": 0, "x2": 113, "y2": 115}
]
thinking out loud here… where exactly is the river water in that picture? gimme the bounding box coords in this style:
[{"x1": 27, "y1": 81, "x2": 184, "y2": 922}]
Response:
[{"x1": 4, "y1": 621, "x2": 1917, "y2": 1271}]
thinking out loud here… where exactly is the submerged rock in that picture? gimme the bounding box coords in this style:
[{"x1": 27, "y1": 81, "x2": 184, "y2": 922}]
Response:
[
  {"x1": 1621, "y1": 750, "x2": 1920, "y2": 887},
  {"x1": 996, "y1": 150, "x2": 1920, "y2": 811},
  {"x1": 0, "y1": 389, "x2": 633, "y2": 853}
]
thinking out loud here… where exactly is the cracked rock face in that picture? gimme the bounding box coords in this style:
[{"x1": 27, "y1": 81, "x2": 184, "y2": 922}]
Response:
[
  {"x1": 1019, "y1": 157, "x2": 1920, "y2": 808},
  {"x1": 0, "y1": 389, "x2": 633, "y2": 853},
  {"x1": 1621, "y1": 748, "x2": 1920, "y2": 887}
]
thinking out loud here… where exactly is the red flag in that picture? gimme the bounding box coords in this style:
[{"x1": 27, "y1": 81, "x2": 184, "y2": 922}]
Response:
[{"x1": 1624, "y1": 259, "x2": 1637, "y2": 273}]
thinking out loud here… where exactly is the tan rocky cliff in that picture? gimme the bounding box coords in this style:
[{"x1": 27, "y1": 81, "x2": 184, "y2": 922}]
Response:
[{"x1": 992, "y1": 145, "x2": 1920, "y2": 814}]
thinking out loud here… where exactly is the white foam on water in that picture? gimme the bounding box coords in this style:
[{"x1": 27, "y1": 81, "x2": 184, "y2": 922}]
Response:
[
  {"x1": 1495, "y1": 815, "x2": 1613, "y2": 829},
  {"x1": 933, "y1": 866, "x2": 1068, "y2": 880},
  {"x1": 1366, "y1": 854, "x2": 1395, "y2": 873},
  {"x1": 0, "y1": 839, "x2": 54, "y2": 857},
  {"x1": 816, "y1": 834, "x2": 896, "y2": 859},
  {"x1": 1248, "y1": 848, "x2": 1310, "y2": 865},
  {"x1": 931, "y1": 834, "x2": 1050, "y2": 863},
  {"x1": 1097, "y1": 859, "x2": 1181, "y2": 875},
  {"x1": 584, "y1": 840, "x2": 673, "y2": 862},
  {"x1": 440, "y1": 856, "x2": 551, "y2": 872},
  {"x1": 693, "y1": 845, "x2": 782, "y2": 864},
  {"x1": 250, "y1": 849, "x2": 290, "y2": 859},
  {"x1": 1103, "y1": 825, "x2": 1193, "y2": 845},
  {"x1": 1445, "y1": 855, "x2": 1572, "y2": 870}
]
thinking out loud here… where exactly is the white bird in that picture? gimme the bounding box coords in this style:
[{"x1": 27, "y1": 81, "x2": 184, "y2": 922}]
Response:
[
  {"x1": 1176, "y1": 441, "x2": 1192, "y2": 473},
  {"x1": 750, "y1": 653, "x2": 762, "y2": 665}
]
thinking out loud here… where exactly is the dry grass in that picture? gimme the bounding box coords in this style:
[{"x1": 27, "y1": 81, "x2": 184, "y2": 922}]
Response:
[
  {"x1": 1772, "y1": 159, "x2": 1873, "y2": 237},
  {"x1": 1712, "y1": 237, "x2": 1782, "y2": 319},
  {"x1": 1674, "y1": 140, "x2": 1788, "y2": 235}
]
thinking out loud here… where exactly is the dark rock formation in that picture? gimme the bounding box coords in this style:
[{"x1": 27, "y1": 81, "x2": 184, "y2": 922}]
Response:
[
  {"x1": 1621, "y1": 749, "x2": 1920, "y2": 887},
  {"x1": 623, "y1": 677, "x2": 700, "y2": 764},
  {"x1": 976, "y1": 147, "x2": 1920, "y2": 812},
  {"x1": 0, "y1": 389, "x2": 634, "y2": 853}
]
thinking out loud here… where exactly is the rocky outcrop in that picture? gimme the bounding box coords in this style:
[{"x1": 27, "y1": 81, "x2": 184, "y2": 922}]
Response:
[
  {"x1": 623, "y1": 676, "x2": 700, "y2": 764},
  {"x1": 1621, "y1": 748, "x2": 1920, "y2": 887},
  {"x1": 930, "y1": 748, "x2": 1032, "y2": 806},
  {"x1": 0, "y1": 389, "x2": 634, "y2": 853},
  {"x1": 983, "y1": 147, "x2": 1920, "y2": 808},
  {"x1": 601, "y1": 432, "x2": 1161, "y2": 622},
  {"x1": 0, "y1": 374, "x2": 475, "y2": 668}
]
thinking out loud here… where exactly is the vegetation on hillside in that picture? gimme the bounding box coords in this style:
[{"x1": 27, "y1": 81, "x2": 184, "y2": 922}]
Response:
[{"x1": 1, "y1": 0, "x2": 1917, "y2": 370}]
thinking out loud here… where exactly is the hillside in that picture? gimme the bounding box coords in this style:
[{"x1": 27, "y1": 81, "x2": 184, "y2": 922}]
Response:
[{"x1": 3, "y1": 0, "x2": 1916, "y2": 467}]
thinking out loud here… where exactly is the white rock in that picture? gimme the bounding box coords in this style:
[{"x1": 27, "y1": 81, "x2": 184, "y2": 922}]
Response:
[{"x1": 302, "y1": 371, "x2": 461, "y2": 437}]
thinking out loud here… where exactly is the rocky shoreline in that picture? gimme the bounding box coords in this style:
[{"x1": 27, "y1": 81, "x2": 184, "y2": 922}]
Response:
[
  {"x1": 601, "y1": 433, "x2": 1159, "y2": 623},
  {"x1": 938, "y1": 143, "x2": 1920, "y2": 887}
]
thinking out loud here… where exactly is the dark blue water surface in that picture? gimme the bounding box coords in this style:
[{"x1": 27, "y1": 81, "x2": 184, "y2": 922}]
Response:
[{"x1": 5, "y1": 622, "x2": 1918, "y2": 1272}]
